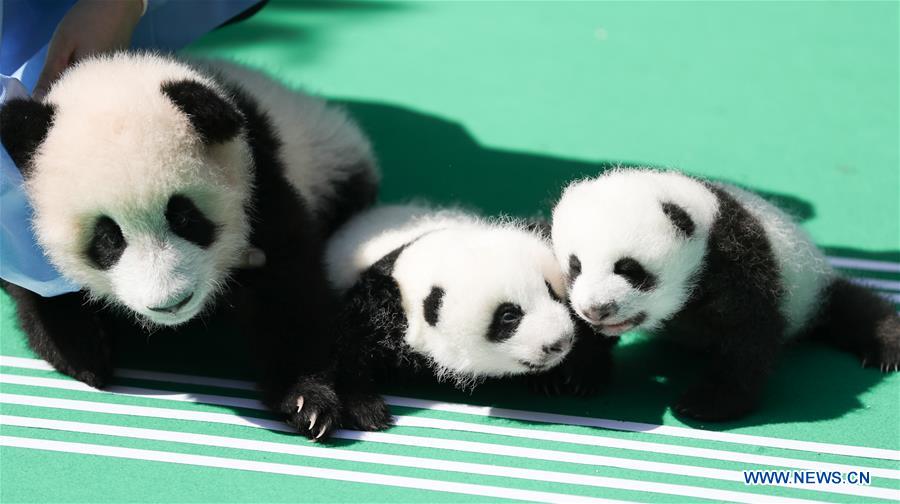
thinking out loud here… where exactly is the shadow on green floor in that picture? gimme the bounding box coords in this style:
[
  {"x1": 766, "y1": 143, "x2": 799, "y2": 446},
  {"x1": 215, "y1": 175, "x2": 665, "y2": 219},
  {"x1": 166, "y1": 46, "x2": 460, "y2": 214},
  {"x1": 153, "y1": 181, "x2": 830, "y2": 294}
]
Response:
[{"x1": 340, "y1": 100, "x2": 817, "y2": 223}]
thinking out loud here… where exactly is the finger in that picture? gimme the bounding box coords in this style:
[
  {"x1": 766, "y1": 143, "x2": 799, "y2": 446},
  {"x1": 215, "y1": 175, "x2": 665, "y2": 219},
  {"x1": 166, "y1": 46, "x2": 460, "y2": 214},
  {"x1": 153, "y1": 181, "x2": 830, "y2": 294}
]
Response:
[{"x1": 33, "y1": 42, "x2": 74, "y2": 99}]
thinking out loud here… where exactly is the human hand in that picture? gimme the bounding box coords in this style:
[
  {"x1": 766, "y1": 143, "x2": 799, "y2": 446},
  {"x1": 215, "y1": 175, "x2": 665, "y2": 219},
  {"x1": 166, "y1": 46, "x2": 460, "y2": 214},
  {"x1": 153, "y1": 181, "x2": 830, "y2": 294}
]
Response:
[{"x1": 33, "y1": 0, "x2": 143, "y2": 99}]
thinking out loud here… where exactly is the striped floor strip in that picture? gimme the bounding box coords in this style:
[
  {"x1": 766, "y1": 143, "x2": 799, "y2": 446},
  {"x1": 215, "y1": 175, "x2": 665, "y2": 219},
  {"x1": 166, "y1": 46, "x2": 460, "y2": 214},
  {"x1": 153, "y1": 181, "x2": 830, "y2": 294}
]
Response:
[
  {"x1": 0, "y1": 436, "x2": 623, "y2": 504},
  {"x1": 7, "y1": 415, "x2": 851, "y2": 503},
  {"x1": 6, "y1": 392, "x2": 896, "y2": 481},
  {"x1": 2, "y1": 394, "x2": 897, "y2": 502},
  {"x1": 1, "y1": 360, "x2": 898, "y2": 502},
  {"x1": 4, "y1": 356, "x2": 897, "y2": 461},
  {"x1": 827, "y1": 257, "x2": 900, "y2": 274}
]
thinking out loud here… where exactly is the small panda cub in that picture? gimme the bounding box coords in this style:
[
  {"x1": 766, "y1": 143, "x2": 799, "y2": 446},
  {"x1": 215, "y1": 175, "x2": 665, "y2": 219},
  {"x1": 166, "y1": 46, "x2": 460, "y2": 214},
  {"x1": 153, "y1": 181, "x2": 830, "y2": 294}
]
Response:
[
  {"x1": 552, "y1": 168, "x2": 900, "y2": 421},
  {"x1": 324, "y1": 204, "x2": 576, "y2": 430}
]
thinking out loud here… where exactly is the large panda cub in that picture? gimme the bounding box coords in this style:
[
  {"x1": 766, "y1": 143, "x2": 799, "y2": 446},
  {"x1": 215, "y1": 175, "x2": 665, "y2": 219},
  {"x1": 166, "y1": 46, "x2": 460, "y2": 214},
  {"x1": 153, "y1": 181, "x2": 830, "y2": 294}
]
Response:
[
  {"x1": 323, "y1": 204, "x2": 580, "y2": 430},
  {"x1": 552, "y1": 168, "x2": 900, "y2": 421},
  {"x1": 0, "y1": 52, "x2": 379, "y2": 439}
]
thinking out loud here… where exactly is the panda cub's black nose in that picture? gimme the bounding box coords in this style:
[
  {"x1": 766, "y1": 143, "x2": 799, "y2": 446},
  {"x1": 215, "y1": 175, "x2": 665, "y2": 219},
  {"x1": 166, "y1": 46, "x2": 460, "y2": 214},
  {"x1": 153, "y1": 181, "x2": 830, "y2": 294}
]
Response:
[
  {"x1": 582, "y1": 301, "x2": 618, "y2": 323},
  {"x1": 542, "y1": 340, "x2": 569, "y2": 354},
  {"x1": 149, "y1": 292, "x2": 194, "y2": 313}
]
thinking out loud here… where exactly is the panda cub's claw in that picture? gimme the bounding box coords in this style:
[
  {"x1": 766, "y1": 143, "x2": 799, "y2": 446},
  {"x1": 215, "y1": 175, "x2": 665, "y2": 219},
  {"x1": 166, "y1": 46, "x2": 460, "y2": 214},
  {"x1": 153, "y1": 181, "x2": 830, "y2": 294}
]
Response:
[
  {"x1": 281, "y1": 380, "x2": 342, "y2": 442},
  {"x1": 340, "y1": 393, "x2": 393, "y2": 432},
  {"x1": 860, "y1": 341, "x2": 900, "y2": 373},
  {"x1": 863, "y1": 318, "x2": 900, "y2": 373}
]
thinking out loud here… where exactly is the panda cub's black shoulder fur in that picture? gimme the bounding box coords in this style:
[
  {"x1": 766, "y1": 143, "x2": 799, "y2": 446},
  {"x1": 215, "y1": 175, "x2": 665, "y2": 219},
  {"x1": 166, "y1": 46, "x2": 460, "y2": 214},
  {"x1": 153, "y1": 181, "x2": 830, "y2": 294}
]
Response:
[{"x1": 663, "y1": 184, "x2": 787, "y2": 420}]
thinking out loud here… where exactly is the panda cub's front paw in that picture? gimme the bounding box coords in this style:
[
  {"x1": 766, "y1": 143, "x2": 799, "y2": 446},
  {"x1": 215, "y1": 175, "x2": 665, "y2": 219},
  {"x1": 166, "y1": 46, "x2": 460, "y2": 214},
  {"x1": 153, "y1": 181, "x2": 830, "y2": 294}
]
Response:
[
  {"x1": 673, "y1": 381, "x2": 757, "y2": 422},
  {"x1": 341, "y1": 393, "x2": 393, "y2": 431},
  {"x1": 527, "y1": 362, "x2": 606, "y2": 397},
  {"x1": 528, "y1": 333, "x2": 615, "y2": 397},
  {"x1": 280, "y1": 379, "x2": 342, "y2": 441}
]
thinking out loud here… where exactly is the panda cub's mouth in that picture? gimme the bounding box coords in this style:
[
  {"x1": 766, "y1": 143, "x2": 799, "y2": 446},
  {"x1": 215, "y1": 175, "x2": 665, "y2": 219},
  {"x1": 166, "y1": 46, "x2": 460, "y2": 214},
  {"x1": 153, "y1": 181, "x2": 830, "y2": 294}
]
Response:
[{"x1": 595, "y1": 312, "x2": 647, "y2": 337}]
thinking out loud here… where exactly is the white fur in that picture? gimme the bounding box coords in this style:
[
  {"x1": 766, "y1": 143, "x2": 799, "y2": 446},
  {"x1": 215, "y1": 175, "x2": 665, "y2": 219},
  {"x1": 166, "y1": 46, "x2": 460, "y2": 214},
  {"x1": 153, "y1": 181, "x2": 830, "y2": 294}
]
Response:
[
  {"x1": 552, "y1": 168, "x2": 833, "y2": 337},
  {"x1": 326, "y1": 204, "x2": 574, "y2": 382},
  {"x1": 200, "y1": 59, "x2": 378, "y2": 217},
  {"x1": 28, "y1": 52, "x2": 375, "y2": 326}
]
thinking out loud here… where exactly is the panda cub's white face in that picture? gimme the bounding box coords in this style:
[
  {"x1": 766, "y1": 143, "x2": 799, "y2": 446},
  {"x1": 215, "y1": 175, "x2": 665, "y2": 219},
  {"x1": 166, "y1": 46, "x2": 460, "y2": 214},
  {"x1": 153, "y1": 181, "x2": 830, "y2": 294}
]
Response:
[
  {"x1": 393, "y1": 225, "x2": 575, "y2": 383},
  {"x1": 20, "y1": 54, "x2": 254, "y2": 326},
  {"x1": 552, "y1": 170, "x2": 719, "y2": 336},
  {"x1": 75, "y1": 188, "x2": 245, "y2": 327}
]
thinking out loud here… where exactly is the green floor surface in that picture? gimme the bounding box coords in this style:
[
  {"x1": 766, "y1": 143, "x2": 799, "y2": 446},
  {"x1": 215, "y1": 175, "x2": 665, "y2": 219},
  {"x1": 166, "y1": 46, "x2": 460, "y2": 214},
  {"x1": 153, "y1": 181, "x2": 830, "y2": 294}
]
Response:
[{"x1": 2, "y1": 1, "x2": 898, "y2": 503}]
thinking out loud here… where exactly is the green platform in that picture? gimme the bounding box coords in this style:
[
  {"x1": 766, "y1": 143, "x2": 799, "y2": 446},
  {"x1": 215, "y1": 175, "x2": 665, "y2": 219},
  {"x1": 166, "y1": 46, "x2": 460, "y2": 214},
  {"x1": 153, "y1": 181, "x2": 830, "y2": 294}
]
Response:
[{"x1": 2, "y1": 1, "x2": 898, "y2": 503}]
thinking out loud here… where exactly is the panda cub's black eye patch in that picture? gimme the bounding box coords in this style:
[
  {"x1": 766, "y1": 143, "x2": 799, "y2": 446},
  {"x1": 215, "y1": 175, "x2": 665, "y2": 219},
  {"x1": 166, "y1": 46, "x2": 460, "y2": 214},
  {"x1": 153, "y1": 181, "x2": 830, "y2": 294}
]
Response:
[
  {"x1": 487, "y1": 302, "x2": 524, "y2": 342},
  {"x1": 86, "y1": 216, "x2": 126, "y2": 270},
  {"x1": 423, "y1": 286, "x2": 444, "y2": 327},
  {"x1": 166, "y1": 195, "x2": 216, "y2": 248},
  {"x1": 613, "y1": 257, "x2": 657, "y2": 291},
  {"x1": 568, "y1": 254, "x2": 582, "y2": 280}
]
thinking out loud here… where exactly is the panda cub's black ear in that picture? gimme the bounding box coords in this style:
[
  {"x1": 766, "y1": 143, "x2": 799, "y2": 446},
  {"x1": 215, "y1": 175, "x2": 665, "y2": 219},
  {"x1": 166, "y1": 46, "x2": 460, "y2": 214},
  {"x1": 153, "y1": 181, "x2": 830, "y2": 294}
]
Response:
[
  {"x1": 161, "y1": 80, "x2": 243, "y2": 145},
  {"x1": 661, "y1": 202, "x2": 695, "y2": 237},
  {"x1": 0, "y1": 99, "x2": 55, "y2": 176}
]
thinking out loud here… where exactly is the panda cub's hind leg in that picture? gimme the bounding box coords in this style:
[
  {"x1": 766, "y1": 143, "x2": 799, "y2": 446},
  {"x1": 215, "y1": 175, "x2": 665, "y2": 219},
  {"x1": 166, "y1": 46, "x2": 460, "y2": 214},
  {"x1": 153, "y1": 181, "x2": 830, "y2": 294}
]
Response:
[{"x1": 813, "y1": 278, "x2": 900, "y2": 372}]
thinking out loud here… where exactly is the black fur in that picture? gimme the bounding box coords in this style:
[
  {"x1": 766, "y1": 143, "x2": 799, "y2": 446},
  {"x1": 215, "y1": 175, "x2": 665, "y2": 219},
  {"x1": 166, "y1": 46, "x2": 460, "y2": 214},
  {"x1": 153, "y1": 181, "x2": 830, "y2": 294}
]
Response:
[
  {"x1": 316, "y1": 167, "x2": 379, "y2": 237},
  {"x1": 613, "y1": 257, "x2": 657, "y2": 291},
  {"x1": 331, "y1": 261, "x2": 420, "y2": 431},
  {"x1": 523, "y1": 217, "x2": 551, "y2": 240},
  {"x1": 222, "y1": 80, "x2": 343, "y2": 440},
  {"x1": 810, "y1": 278, "x2": 900, "y2": 371},
  {"x1": 370, "y1": 243, "x2": 408, "y2": 275},
  {"x1": 423, "y1": 286, "x2": 444, "y2": 327},
  {"x1": 545, "y1": 281, "x2": 562, "y2": 303},
  {"x1": 661, "y1": 202, "x2": 695, "y2": 237},
  {"x1": 161, "y1": 80, "x2": 243, "y2": 144},
  {"x1": 1, "y1": 281, "x2": 112, "y2": 387},
  {"x1": 166, "y1": 194, "x2": 217, "y2": 248},
  {"x1": 0, "y1": 99, "x2": 55, "y2": 171},
  {"x1": 569, "y1": 254, "x2": 582, "y2": 281},
  {"x1": 487, "y1": 303, "x2": 524, "y2": 342},
  {"x1": 664, "y1": 184, "x2": 785, "y2": 421},
  {"x1": 86, "y1": 216, "x2": 127, "y2": 270}
]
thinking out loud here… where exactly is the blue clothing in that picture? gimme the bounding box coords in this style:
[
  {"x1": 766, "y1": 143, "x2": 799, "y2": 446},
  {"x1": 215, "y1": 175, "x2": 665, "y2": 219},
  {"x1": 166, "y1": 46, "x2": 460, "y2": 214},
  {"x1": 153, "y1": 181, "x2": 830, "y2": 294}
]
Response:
[{"x1": 0, "y1": 0, "x2": 260, "y2": 297}]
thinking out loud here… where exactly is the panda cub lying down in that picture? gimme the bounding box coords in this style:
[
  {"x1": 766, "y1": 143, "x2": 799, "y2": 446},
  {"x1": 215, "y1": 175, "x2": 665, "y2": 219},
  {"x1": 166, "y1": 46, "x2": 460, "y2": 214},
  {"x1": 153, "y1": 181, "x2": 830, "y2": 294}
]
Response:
[
  {"x1": 0, "y1": 52, "x2": 379, "y2": 439},
  {"x1": 551, "y1": 168, "x2": 900, "y2": 421},
  {"x1": 318, "y1": 204, "x2": 592, "y2": 434}
]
